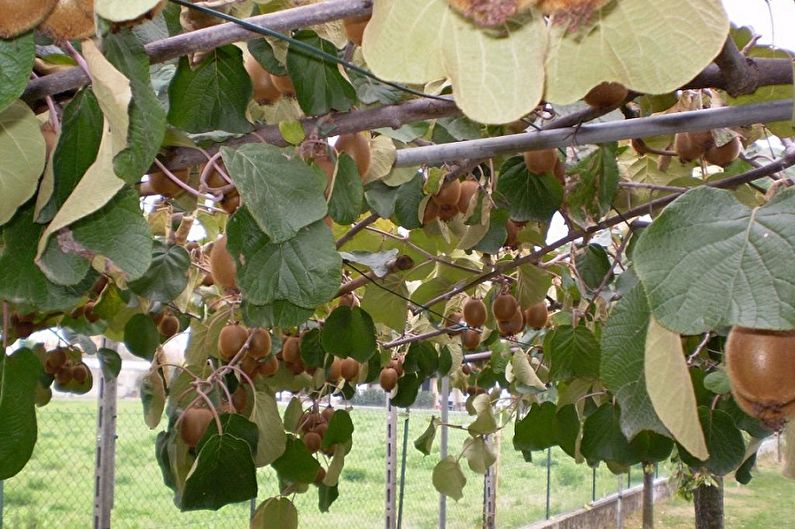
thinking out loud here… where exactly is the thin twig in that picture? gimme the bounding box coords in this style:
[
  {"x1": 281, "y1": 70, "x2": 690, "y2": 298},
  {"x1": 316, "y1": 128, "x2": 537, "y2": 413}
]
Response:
[{"x1": 336, "y1": 212, "x2": 379, "y2": 249}]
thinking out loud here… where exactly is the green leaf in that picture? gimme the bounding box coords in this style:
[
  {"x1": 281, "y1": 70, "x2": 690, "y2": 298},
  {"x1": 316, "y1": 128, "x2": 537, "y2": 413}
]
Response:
[
  {"x1": 645, "y1": 317, "x2": 709, "y2": 460},
  {"x1": 199, "y1": 414, "x2": 260, "y2": 457},
  {"x1": 167, "y1": 45, "x2": 252, "y2": 133},
  {"x1": 360, "y1": 274, "x2": 409, "y2": 332},
  {"x1": 283, "y1": 397, "x2": 303, "y2": 434},
  {"x1": 278, "y1": 120, "x2": 305, "y2": 145},
  {"x1": 634, "y1": 186, "x2": 795, "y2": 334},
  {"x1": 601, "y1": 284, "x2": 668, "y2": 439},
  {"x1": 299, "y1": 328, "x2": 325, "y2": 368},
  {"x1": 468, "y1": 394, "x2": 498, "y2": 436},
  {"x1": 102, "y1": 30, "x2": 167, "y2": 182},
  {"x1": 318, "y1": 483, "x2": 339, "y2": 513},
  {"x1": 404, "y1": 342, "x2": 439, "y2": 379},
  {"x1": 39, "y1": 188, "x2": 153, "y2": 285},
  {"x1": 628, "y1": 430, "x2": 674, "y2": 463},
  {"x1": 568, "y1": 143, "x2": 620, "y2": 226},
  {"x1": 390, "y1": 373, "x2": 421, "y2": 408},
  {"x1": 129, "y1": 241, "x2": 190, "y2": 303},
  {"x1": 472, "y1": 208, "x2": 510, "y2": 254},
  {"x1": 321, "y1": 410, "x2": 354, "y2": 450},
  {"x1": 580, "y1": 403, "x2": 638, "y2": 467},
  {"x1": 286, "y1": 30, "x2": 356, "y2": 116},
  {"x1": 414, "y1": 417, "x2": 438, "y2": 456},
  {"x1": 495, "y1": 157, "x2": 563, "y2": 223},
  {"x1": 575, "y1": 244, "x2": 612, "y2": 292},
  {"x1": 241, "y1": 300, "x2": 314, "y2": 329},
  {"x1": 95, "y1": 0, "x2": 162, "y2": 21},
  {"x1": 251, "y1": 497, "x2": 298, "y2": 529},
  {"x1": 513, "y1": 402, "x2": 559, "y2": 452},
  {"x1": 247, "y1": 39, "x2": 287, "y2": 76},
  {"x1": 124, "y1": 313, "x2": 160, "y2": 361},
  {"x1": 0, "y1": 100, "x2": 46, "y2": 226},
  {"x1": 0, "y1": 348, "x2": 40, "y2": 479},
  {"x1": 223, "y1": 144, "x2": 327, "y2": 243},
  {"x1": 0, "y1": 33, "x2": 34, "y2": 113},
  {"x1": 515, "y1": 264, "x2": 552, "y2": 308},
  {"x1": 545, "y1": 0, "x2": 729, "y2": 104},
  {"x1": 250, "y1": 385, "x2": 287, "y2": 467},
  {"x1": 0, "y1": 204, "x2": 86, "y2": 311},
  {"x1": 328, "y1": 154, "x2": 364, "y2": 225},
  {"x1": 393, "y1": 173, "x2": 425, "y2": 230},
  {"x1": 98, "y1": 347, "x2": 122, "y2": 378},
  {"x1": 321, "y1": 306, "x2": 378, "y2": 362},
  {"x1": 226, "y1": 208, "x2": 341, "y2": 308},
  {"x1": 543, "y1": 324, "x2": 600, "y2": 380},
  {"x1": 322, "y1": 444, "x2": 346, "y2": 488},
  {"x1": 35, "y1": 88, "x2": 103, "y2": 224},
  {"x1": 180, "y1": 433, "x2": 258, "y2": 511},
  {"x1": 704, "y1": 370, "x2": 731, "y2": 395},
  {"x1": 271, "y1": 436, "x2": 321, "y2": 485},
  {"x1": 140, "y1": 367, "x2": 165, "y2": 429},
  {"x1": 463, "y1": 437, "x2": 497, "y2": 476},
  {"x1": 509, "y1": 351, "x2": 545, "y2": 391},
  {"x1": 432, "y1": 456, "x2": 466, "y2": 501},
  {"x1": 678, "y1": 407, "x2": 745, "y2": 476}
]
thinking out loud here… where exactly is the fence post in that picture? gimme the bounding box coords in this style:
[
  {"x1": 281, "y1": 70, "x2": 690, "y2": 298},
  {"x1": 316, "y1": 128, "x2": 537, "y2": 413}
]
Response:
[
  {"x1": 439, "y1": 377, "x2": 449, "y2": 529},
  {"x1": 1, "y1": 480, "x2": 4, "y2": 529},
  {"x1": 592, "y1": 467, "x2": 596, "y2": 502},
  {"x1": 545, "y1": 448, "x2": 551, "y2": 519},
  {"x1": 616, "y1": 474, "x2": 624, "y2": 529},
  {"x1": 385, "y1": 400, "x2": 398, "y2": 529},
  {"x1": 93, "y1": 341, "x2": 118, "y2": 529},
  {"x1": 482, "y1": 433, "x2": 498, "y2": 529}
]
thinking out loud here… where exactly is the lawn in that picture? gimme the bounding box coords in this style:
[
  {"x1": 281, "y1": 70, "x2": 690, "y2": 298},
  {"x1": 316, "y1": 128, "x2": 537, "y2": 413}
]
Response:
[{"x1": 3, "y1": 398, "x2": 643, "y2": 529}]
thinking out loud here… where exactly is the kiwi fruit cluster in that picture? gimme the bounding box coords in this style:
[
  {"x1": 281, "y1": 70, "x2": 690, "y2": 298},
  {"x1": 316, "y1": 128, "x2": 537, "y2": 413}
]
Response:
[
  {"x1": 327, "y1": 356, "x2": 362, "y2": 384},
  {"x1": 378, "y1": 357, "x2": 404, "y2": 392},
  {"x1": 725, "y1": 326, "x2": 795, "y2": 429},
  {"x1": 39, "y1": 0, "x2": 95, "y2": 41},
  {"x1": 217, "y1": 323, "x2": 277, "y2": 378},
  {"x1": 674, "y1": 130, "x2": 743, "y2": 166},
  {"x1": 44, "y1": 347, "x2": 93, "y2": 394},
  {"x1": 244, "y1": 50, "x2": 282, "y2": 105},
  {"x1": 459, "y1": 293, "x2": 549, "y2": 347},
  {"x1": 423, "y1": 178, "x2": 479, "y2": 224},
  {"x1": 298, "y1": 405, "x2": 337, "y2": 456},
  {"x1": 343, "y1": 14, "x2": 370, "y2": 45}
]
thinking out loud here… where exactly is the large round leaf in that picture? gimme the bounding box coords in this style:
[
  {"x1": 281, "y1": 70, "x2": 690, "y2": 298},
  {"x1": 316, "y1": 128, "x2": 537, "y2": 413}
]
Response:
[
  {"x1": 321, "y1": 306, "x2": 378, "y2": 362},
  {"x1": 0, "y1": 100, "x2": 46, "y2": 226},
  {"x1": 0, "y1": 349, "x2": 40, "y2": 479}
]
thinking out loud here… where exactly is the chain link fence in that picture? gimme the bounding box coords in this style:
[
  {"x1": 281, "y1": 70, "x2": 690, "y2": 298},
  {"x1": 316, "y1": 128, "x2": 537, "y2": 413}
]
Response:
[{"x1": 1, "y1": 366, "x2": 661, "y2": 529}]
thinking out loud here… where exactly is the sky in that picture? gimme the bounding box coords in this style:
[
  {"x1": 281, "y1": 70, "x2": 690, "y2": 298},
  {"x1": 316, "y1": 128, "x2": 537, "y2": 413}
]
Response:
[{"x1": 722, "y1": 0, "x2": 795, "y2": 51}]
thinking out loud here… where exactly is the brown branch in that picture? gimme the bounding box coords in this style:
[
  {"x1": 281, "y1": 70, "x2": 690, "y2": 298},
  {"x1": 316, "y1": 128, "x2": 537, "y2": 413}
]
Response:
[
  {"x1": 711, "y1": 37, "x2": 760, "y2": 98},
  {"x1": 335, "y1": 212, "x2": 379, "y2": 249},
  {"x1": 335, "y1": 254, "x2": 415, "y2": 298},
  {"x1": 382, "y1": 326, "x2": 462, "y2": 349},
  {"x1": 420, "y1": 146, "x2": 795, "y2": 309}
]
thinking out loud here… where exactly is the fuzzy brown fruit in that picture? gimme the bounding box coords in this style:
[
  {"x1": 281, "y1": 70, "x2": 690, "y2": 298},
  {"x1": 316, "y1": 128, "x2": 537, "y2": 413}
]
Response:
[
  {"x1": 504, "y1": 220, "x2": 520, "y2": 249},
  {"x1": 270, "y1": 74, "x2": 295, "y2": 96},
  {"x1": 463, "y1": 298, "x2": 487, "y2": 328},
  {"x1": 218, "y1": 324, "x2": 249, "y2": 361},
  {"x1": 492, "y1": 293, "x2": 519, "y2": 321},
  {"x1": 45, "y1": 348, "x2": 68, "y2": 374},
  {"x1": 433, "y1": 179, "x2": 462, "y2": 207},
  {"x1": 422, "y1": 200, "x2": 439, "y2": 224},
  {"x1": 257, "y1": 355, "x2": 279, "y2": 377},
  {"x1": 328, "y1": 357, "x2": 343, "y2": 382},
  {"x1": 0, "y1": 0, "x2": 58, "y2": 38},
  {"x1": 340, "y1": 357, "x2": 360, "y2": 382},
  {"x1": 314, "y1": 466, "x2": 327, "y2": 485},
  {"x1": 725, "y1": 327, "x2": 795, "y2": 428},
  {"x1": 524, "y1": 302, "x2": 548, "y2": 329},
  {"x1": 249, "y1": 329, "x2": 272, "y2": 359},
  {"x1": 339, "y1": 292, "x2": 360, "y2": 308},
  {"x1": 158, "y1": 314, "x2": 180, "y2": 338},
  {"x1": 523, "y1": 149, "x2": 558, "y2": 174},
  {"x1": 231, "y1": 386, "x2": 248, "y2": 412},
  {"x1": 179, "y1": 407, "x2": 213, "y2": 448},
  {"x1": 704, "y1": 137, "x2": 742, "y2": 167},
  {"x1": 386, "y1": 359, "x2": 404, "y2": 377},
  {"x1": 457, "y1": 180, "x2": 479, "y2": 215},
  {"x1": 335, "y1": 132, "x2": 371, "y2": 179},
  {"x1": 281, "y1": 336, "x2": 301, "y2": 364},
  {"x1": 498, "y1": 308, "x2": 525, "y2": 336},
  {"x1": 244, "y1": 51, "x2": 282, "y2": 105},
  {"x1": 438, "y1": 204, "x2": 459, "y2": 221},
  {"x1": 71, "y1": 363, "x2": 90, "y2": 384},
  {"x1": 220, "y1": 191, "x2": 240, "y2": 214},
  {"x1": 343, "y1": 14, "x2": 370, "y2": 45},
  {"x1": 148, "y1": 168, "x2": 188, "y2": 197},
  {"x1": 461, "y1": 329, "x2": 481, "y2": 350},
  {"x1": 675, "y1": 130, "x2": 714, "y2": 163},
  {"x1": 39, "y1": 0, "x2": 95, "y2": 40},
  {"x1": 303, "y1": 431, "x2": 322, "y2": 453},
  {"x1": 583, "y1": 82, "x2": 628, "y2": 108},
  {"x1": 379, "y1": 367, "x2": 399, "y2": 392},
  {"x1": 321, "y1": 405, "x2": 335, "y2": 422},
  {"x1": 210, "y1": 236, "x2": 237, "y2": 290}
]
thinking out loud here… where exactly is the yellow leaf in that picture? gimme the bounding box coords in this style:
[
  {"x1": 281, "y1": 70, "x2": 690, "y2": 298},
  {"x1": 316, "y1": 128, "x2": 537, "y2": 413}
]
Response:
[
  {"x1": 82, "y1": 40, "x2": 131, "y2": 156},
  {"x1": 94, "y1": 0, "x2": 162, "y2": 22},
  {"x1": 645, "y1": 317, "x2": 709, "y2": 460},
  {"x1": 362, "y1": 135, "x2": 396, "y2": 184},
  {"x1": 0, "y1": 101, "x2": 46, "y2": 225}
]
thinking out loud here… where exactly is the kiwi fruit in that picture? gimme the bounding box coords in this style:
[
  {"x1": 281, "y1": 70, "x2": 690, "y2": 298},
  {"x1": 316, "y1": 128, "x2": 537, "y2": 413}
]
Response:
[
  {"x1": 270, "y1": 74, "x2": 295, "y2": 96},
  {"x1": 463, "y1": 298, "x2": 487, "y2": 328},
  {"x1": 675, "y1": 130, "x2": 715, "y2": 162},
  {"x1": 553, "y1": 157, "x2": 565, "y2": 185},
  {"x1": 725, "y1": 327, "x2": 795, "y2": 428},
  {"x1": 281, "y1": 336, "x2": 301, "y2": 364},
  {"x1": 328, "y1": 357, "x2": 343, "y2": 382},
  {"x1": 432, "y1": 179, "x2": 462, "y2": 207},
  {"x1": 523, "y1": 149, "x2": 558, "y2": 174},
  {"x1": 457, "y1": 180, "x2": 479, "y2": 215},
  {"x1": 314, "y1": 466, "x2": 327, "y2": 485},
  {"x1": 149, "y1": 168, "x2": 188, "y2": 197},
  {"x1": 44, "y1": 348, "x2": 67, "y2": 374},
  {"x1": 338, "y1": 292, "x2": 360, "y2": 308},
  {"x1": 0, "y1": 0, "x2": 58, "y2": 38},
  {"x1": 209, "y1": 235, "x2": 237, "y2": 291},
  {"x1": 303, "y1": 431, "x2": 322, "y2": 453},
  {"x1": 321, "y1": 405, "x2": 335, "y2": 422},
  {"x1": 55, "y1": 367, "x2": 73, "y2": 385},
  {"x1": 461, "y1": 328, "x2": 481, "y2": 350},
  {"x1": 69, "y1": 362, "x2": 89, "y2": 384},
  {"x1": 39, "y1": 0, "x2": 95, "y2": 40},
  {"x1": 438, "y1": 204, "x2": 458, "y2": 221},
  {"x1": 249, "y1": 328, "x2": 272, "y2": 359},
  {"x1": 498, "y1": 308, "x2": 525, "y2": 336},
  {"x1": 335, "y1": 132, "x2": 371, "y2": 179},
  {"x1": 504, "y1": 220, "x2": 520, "y2": 249},
  {"x1": 220, "y1": 191, "x2": 240, "y2": 214},
  {"x1": 343, "y1": 14, "x2": 370, "y2": 45},
  {"x1": 83, "y1": 301, "x2": 100, "y2": 323},
  {"x1": 240, "y1": 355, "x2": 259, "y2": 377},
  {"x1": 258, "y1": 355, "x2": 279, "y2": 377},
  {"x1": 422, "y1": 200, "x2": 439, "y2": 224},
  {"x1": 180, "y1": 407, "x2": 214, "y2": 448},
  {"x1": 704, "y1": 137, "x2": 742, "y2": 167},
  {"x1": 524, "y1": 302, "x2": 548, "y2": 329},
  {"x1": 231, "y1": 386, "x2": 248, "y2": 412},
  {"x1": 158, "y1": 314, "x2": 180, "y2": 338},
  {"x1": 386, "y1": 359, "x2": 404, "y2": 378},
  {"x1": 379, "y1": 367, "x2": 398, "y2": 392},
  {"x1": 179, "y1": 2, "x2": 222, "y2": 31},
  {"x1": 244, "y1": 51, "x2": 282, "y2": 105},
  {"x1": 492, "y1": 293, "x2": 519, "y2": 321},
  {"x1": 583, "y1": 82, "x2": 628, "y2": 108},
  {"x1": 218, "y1": 323, "x2": 249, "y2": 361},
  {"x1": 340, "y1": 357, "x2": 360, "y2": 382}
]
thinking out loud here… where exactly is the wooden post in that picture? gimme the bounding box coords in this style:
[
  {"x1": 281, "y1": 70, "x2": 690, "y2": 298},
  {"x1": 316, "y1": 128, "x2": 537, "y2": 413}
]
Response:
[
  {"x1": 93, "y1": 341, "x2": 118, "y2": 529},
  {"x1": 385, "y1": 401, "x2": 398, "y2": 529}
]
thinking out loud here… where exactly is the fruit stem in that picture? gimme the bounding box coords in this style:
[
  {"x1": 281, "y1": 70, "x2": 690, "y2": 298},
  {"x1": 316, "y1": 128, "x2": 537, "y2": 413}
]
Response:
[
  {"x1": 152, "y1": 158, "x2": 213, "y2": 199},
  {"x1": 61, "y1": 40, "x2": 93, "y2": 83}
]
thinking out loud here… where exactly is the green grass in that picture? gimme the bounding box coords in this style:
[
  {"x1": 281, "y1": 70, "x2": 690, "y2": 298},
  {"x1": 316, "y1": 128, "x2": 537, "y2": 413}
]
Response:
[{"x1": 4, "y1": 399, "x2": 645, "y2": 529}]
